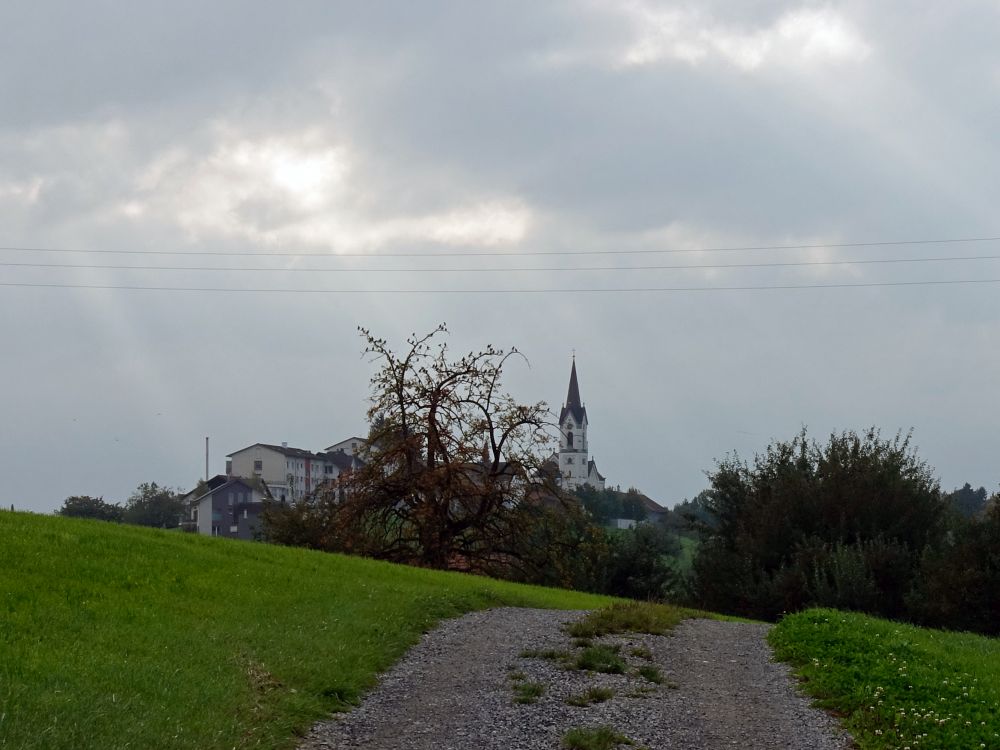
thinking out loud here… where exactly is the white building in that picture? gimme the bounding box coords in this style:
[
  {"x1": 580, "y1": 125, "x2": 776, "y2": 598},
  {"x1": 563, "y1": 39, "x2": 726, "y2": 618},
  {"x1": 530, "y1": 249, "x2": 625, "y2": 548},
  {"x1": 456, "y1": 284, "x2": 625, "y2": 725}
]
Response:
[
  {"x1": 557, "y1": 359, "x2": 606, "y2": 491},
  {"x1": 324, "y1": 437, "x2": 366, "y2": 457},
  {"x1": 226, "y1": 441, "x2": 362, "y2": 503}
]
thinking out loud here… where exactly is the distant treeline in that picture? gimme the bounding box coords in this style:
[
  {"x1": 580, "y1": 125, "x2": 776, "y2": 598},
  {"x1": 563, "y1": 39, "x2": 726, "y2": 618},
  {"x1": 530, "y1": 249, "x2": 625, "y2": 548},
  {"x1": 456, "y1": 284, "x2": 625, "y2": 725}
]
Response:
[{"x1": 57, "y1": 483, "x2": 183, "y2": 529}]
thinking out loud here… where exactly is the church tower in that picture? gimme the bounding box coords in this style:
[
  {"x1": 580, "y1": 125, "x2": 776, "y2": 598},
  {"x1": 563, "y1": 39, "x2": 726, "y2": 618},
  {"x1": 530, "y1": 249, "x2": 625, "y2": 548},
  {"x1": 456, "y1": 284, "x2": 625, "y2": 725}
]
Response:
[{"x1": 558, "y1": 358, "x2": 605, "y2": 490}]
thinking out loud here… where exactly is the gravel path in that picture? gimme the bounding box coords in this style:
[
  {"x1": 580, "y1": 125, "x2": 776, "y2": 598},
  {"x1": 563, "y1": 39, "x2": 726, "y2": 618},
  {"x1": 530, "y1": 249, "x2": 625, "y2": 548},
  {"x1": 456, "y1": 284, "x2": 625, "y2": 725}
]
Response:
[{"x1": 299, "y1": 608, "x2": 854, "y2": 750}]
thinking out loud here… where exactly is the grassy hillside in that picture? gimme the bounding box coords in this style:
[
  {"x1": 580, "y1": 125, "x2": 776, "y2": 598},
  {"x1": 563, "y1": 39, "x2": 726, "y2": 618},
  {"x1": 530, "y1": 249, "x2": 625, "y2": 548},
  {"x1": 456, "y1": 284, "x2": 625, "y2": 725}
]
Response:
[
  {"x1": 671, "y1": 535, "x2": 698, "y2": 574},
  {"x1": 0, "y1": 512, "x2": 614, "y2": 750},
  {"x1": 771, "y1": 608, "x2": 1000, "y2": 749}
]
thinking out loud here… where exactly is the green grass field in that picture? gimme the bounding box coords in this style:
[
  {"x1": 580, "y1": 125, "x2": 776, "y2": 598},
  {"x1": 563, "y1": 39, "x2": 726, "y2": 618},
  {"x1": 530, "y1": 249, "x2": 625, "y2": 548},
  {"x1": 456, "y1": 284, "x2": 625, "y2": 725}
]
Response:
[
  {"x1": 11, "y1": 513, "x2": 997, "y2": 750},
  {"x1": 0, "y1": 511, "x2": 615, "y2": 750},
  {"x1": 671, "y1": 535, "x2": 698, "y2": 574},
  {"x1": 770, "y1": 608, "x2": 1000, "y2": 750}
]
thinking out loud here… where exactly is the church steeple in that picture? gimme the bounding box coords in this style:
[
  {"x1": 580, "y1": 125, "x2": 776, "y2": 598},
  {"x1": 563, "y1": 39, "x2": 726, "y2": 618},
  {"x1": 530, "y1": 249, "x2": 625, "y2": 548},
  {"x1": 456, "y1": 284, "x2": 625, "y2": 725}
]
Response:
[
  {"x1": 560, "y1": 357, "x2": 587, "y2": 426},
  {"x1": 557, "y1": 356, "x2": 603, "y2": 490}
]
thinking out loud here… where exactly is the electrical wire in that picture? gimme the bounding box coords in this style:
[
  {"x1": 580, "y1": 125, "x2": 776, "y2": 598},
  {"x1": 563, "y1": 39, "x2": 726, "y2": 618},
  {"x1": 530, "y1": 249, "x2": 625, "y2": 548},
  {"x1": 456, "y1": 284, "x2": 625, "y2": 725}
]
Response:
[
  {"x1": 3, "y1": 254, "x2": 1000, "y2": 274},
  {"x1": 2, "y1": 235, "x2": 1000, "y2": 259},
  {"x1": 3, "y1": 278, "x2": 1000, "y2": 294}
]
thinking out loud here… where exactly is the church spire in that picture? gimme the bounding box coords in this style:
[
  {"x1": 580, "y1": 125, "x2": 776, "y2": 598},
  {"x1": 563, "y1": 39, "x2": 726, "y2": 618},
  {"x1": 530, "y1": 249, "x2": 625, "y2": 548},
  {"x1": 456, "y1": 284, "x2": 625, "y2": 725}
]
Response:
[
  {"x1": 561, "y1": 357, "x2": 587, "y2": 425},
  {"x1": 557, "y1": 354, "x2": 603, "y2": 490}
]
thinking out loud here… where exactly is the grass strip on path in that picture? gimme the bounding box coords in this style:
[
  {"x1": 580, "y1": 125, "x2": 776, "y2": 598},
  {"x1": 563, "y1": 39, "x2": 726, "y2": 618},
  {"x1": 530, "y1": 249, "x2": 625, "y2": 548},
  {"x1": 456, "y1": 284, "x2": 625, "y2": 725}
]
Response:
[
  {"x1": 770, "y1": 608, "x2": 1000, "y2": 750},
  {"x1": 0, "y1": 512, "x2": 614, "y2": 750},
  {"x1": 566, "y1": 600, "x2": 716, "y2": 639},
  {"x1": 562, "y1": 725, "x2": 638, "y2": 749}
]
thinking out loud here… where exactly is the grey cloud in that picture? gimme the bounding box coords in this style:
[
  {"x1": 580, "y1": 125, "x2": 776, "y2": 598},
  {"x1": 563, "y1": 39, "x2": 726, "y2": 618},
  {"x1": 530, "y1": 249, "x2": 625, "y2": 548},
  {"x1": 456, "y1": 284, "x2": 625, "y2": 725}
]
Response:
[{"x1": 2, "y1": 2, "x2": 1000, "y2": 512}]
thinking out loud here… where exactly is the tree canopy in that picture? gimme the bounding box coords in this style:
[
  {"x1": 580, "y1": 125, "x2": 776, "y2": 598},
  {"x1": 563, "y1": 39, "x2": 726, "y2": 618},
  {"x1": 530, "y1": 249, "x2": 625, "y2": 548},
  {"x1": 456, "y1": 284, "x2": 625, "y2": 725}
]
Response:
[
  {"x1": 57, "y1": 495, "x2": 123, "y2": 522},
  {"x1": 691, "y1": 427, "x2": 946, "y2": 621},
  {"x1": 268, "y1": 325, "x2": 588, "y2": 579},
  {"x1": 122, "y1": 482, "x2": 183, "y2": 528},
  {"x1": 574, "y1": 486, "x2": 649, "y2": 525}
]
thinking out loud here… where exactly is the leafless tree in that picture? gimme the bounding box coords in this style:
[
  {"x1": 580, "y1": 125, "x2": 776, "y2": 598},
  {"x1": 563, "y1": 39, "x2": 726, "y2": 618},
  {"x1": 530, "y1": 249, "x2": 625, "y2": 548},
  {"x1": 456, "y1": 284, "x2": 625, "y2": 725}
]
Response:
[{"x1": 335, "y1": 324, "x2": 558, "y2": 571}]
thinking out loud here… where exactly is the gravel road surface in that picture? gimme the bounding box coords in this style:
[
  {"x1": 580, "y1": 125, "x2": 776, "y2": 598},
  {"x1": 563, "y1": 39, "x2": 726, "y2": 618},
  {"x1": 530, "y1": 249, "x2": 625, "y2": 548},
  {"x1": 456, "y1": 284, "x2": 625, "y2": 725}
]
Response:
[{"x1": 299, "y1": 608, "x2": 854, "y2": 750}]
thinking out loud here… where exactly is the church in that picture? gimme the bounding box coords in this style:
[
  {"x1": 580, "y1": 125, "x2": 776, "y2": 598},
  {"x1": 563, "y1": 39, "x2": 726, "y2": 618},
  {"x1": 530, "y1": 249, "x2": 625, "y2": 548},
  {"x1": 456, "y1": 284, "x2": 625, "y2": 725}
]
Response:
[{"x1": 556, "y1": 358, "x2": 606, "y2": 491}]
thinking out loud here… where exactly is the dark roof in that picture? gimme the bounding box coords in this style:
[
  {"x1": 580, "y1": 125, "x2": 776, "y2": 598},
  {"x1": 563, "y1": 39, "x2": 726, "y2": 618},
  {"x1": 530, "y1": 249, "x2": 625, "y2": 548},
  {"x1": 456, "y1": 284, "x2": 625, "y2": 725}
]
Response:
[
  {"x1": 319, "y1": 450, "x2": 358, "y2": 471},
  {"x1": 558, "y1": 359, "x2": 588, "y2": 425},
  {"x1": 178, "y1": 474, "x2": 229, "y2": 501},
  {"x1": 226, "y1": 442, "x2": 319, "y2": 460},
  {"x1": 621, "y1": 490, "x2": 666, "y2": 514},
  {"x1": 587, "y1": 459, "x2": 605, "y2": 482},
  {"x1": 640, "y1": 495, "x2": 667, "y2": 514},
  {"x1": 205, "y1": 474, "x2": 229, "y2": 490},
  {"x1": 191, "y1": 476, "x2": 258, "y2": 505},
  {"x1": 324, "y1": 437, "x2": 367, "y2": 450},
  {"x1": 257, "y1": 443, "x2": 318, "y2": 459}
]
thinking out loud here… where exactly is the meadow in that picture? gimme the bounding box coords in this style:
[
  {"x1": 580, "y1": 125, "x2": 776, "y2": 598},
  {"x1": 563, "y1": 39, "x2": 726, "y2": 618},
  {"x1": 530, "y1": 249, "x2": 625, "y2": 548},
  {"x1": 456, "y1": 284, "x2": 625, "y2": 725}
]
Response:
[
  {"x1": 770, "y1": 608, "x2": 1000, "y2": 750},
  {"x1": 7, "y1": 510, "x2": 1000, "y2": 750},
  {"x1": 0, "y1": 511, "x2": 613, "y2": 750}
]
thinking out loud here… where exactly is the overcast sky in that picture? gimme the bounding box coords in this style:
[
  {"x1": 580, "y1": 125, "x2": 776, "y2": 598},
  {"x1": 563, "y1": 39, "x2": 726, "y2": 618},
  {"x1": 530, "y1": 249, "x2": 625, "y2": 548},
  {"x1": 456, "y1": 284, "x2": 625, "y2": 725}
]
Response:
[{"x1": 3, "y1": 1, "x2": 999, "y2": 513}]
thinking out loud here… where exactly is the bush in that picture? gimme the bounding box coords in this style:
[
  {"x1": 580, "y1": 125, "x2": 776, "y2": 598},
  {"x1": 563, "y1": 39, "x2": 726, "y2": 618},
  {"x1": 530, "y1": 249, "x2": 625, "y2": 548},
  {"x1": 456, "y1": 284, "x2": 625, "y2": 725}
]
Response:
[
  {"x1": 907, "y1": 501, "x2": 1000, "y2": 634},
  {"x1": 604, "y1": 523, "x2": 680, "y2": 600},
  {"x1": 57, "y1": 495, "x2": 123, "y2": 522},
  {"x1": 691, "y1": 428, "x2": 946, "y2": 622}
]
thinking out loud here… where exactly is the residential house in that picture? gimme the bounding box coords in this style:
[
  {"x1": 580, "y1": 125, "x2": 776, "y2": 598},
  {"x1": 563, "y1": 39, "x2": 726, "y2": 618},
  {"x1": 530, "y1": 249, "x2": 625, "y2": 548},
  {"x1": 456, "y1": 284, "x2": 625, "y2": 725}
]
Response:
[
  {"x1": 185, "y1": 475, "x2": 267, "y2": 539},
  {"x1": 226, "y1": 440, "x2": 365, "y2": 504},
  {"x1": 324, "y1": 436, "x2": 366, "y2": 456}
]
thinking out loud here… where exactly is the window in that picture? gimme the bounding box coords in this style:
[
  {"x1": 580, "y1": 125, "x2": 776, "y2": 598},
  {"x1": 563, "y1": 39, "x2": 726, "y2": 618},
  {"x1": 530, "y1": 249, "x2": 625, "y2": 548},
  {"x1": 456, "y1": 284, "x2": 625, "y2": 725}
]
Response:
[
  {"x1": 253, "y1": 460, "x2": 263, "y2": 472},
  {"x1": 227, "y1": 493, "x2": 234, "y2": 506},
  {"x1": 567, "y1": 457, "x2": 574, "y2": 464}
]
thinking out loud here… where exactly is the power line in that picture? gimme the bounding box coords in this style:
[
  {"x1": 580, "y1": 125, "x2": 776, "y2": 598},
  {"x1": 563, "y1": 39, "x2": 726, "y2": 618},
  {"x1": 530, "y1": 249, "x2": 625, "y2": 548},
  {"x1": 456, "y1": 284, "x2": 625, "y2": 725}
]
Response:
[
  {"x1": 2, "y1": 278, "x2": 1000, "y2": 294},
  {"x1": 3, "y1": 254, "x2": 1000, "y2": 274},
  {"x1": 2, "y1": 235, "x2": 1000, "y2": 259}
]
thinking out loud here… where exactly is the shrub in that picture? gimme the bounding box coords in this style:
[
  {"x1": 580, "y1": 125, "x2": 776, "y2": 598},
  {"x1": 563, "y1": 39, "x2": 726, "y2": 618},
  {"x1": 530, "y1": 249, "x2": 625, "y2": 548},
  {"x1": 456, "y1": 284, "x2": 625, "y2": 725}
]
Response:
[
  {"x1": 691, "y1": 428, "x2": 946, "y2": 622},
  {"x1": 907, "y1": 502, "x2": 1000, "y2": 634}
]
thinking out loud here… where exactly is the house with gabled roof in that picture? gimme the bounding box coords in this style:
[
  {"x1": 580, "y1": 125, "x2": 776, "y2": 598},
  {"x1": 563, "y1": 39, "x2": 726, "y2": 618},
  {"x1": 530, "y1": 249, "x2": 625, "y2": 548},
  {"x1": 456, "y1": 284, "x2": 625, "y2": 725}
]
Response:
[
  {"x1": 324, "y1": 437, "x2": 366, "y2": 456},
  {"x1": 184, "y1": 475, "x2": 267, "y2": 539}
]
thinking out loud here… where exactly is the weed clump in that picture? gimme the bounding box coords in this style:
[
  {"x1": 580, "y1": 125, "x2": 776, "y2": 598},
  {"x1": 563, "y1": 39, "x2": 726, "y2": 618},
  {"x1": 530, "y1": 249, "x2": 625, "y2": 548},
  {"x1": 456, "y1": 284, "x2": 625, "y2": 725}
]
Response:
[
  {"x1": 566, "y1": 686, "x2": 614, "y2": 707},
  {"x1": 567, "y1": 602, "x2": 687, "y2": 639},
  {"x1": 575, "y1": 644, "x2": 626, "y2": 674},
  {"x1": 636, "y1": 665, "x2": 663, "y2": 684},
  {"x1": 521, "y1": 648, "x2": 571, "y2": 662},
  {"x1": 628, "y1": 646, "x2": 652, "y2": 660},
  {"x1": 562, "y1": 725, "x2": 635, "y2": 749},
  {"x1": 512, "y1": 680, "x2": 546, "y2": 704}
]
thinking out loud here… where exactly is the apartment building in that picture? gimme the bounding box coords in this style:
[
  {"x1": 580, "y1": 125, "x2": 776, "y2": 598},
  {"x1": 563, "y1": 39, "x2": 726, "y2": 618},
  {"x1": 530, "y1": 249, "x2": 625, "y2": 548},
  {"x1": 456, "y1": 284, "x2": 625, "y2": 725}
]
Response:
[{"x1": 226, "y1": 441, "x2": 363, "y2": 503}]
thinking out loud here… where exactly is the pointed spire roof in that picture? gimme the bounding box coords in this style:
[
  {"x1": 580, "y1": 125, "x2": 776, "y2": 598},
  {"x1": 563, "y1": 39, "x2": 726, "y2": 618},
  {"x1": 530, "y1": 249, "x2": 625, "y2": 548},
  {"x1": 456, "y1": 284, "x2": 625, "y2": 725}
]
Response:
[{"x1": 559, "y1": 357, "x2": 587, "y2": 425}]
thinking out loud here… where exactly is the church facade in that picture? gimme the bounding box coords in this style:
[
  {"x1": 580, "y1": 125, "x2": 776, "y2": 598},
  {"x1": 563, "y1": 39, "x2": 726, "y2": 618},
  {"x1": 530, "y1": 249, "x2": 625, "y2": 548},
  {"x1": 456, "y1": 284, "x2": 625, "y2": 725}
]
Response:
[{"x1": 557, "y1": 358, "x2": 606, "y2": 491}]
